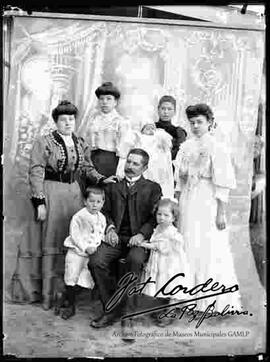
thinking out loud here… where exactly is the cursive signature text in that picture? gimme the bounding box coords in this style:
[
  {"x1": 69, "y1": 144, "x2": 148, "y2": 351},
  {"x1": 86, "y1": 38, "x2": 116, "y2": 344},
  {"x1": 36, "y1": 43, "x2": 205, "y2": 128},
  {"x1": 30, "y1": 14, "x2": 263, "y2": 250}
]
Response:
[{"x1": 105, "y1": 272, "x2": 239, "y2": 319}]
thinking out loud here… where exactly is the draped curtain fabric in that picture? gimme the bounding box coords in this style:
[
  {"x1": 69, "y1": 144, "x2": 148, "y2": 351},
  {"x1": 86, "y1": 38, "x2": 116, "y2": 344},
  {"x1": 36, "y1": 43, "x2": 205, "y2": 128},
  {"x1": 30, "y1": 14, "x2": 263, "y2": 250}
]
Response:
[
  {"x1": 3, "y1": 15, "x2": 265, "y2": 298},
  {"x1": 249, "y1": 101, "x2": 265, "y2": 224},
  {"x1": 3, "y1": 17, "x2": 13, "y2": 107}
]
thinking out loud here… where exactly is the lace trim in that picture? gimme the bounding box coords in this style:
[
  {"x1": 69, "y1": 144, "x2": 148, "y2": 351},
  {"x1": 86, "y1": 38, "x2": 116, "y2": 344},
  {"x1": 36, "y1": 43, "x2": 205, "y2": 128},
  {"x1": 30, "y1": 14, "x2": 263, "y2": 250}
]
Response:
[{"x1": 31, "y1": 192, "x2": 45, "y2": 199}]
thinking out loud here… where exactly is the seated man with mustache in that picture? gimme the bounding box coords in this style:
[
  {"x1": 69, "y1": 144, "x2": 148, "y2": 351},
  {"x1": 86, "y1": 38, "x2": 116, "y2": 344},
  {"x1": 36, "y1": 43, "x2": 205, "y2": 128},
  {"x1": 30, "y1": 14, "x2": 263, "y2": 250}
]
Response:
[{"x1": 88, "y1": 148, "x2": 162, "y2": 339}]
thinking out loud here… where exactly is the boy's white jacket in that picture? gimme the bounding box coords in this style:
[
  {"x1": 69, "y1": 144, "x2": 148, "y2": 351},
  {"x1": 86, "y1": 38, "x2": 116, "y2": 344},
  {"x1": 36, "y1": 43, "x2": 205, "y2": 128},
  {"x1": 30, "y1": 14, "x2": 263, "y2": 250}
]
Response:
[{"x1": 64, "y1": 207, "x2": 106, "y2": 257}]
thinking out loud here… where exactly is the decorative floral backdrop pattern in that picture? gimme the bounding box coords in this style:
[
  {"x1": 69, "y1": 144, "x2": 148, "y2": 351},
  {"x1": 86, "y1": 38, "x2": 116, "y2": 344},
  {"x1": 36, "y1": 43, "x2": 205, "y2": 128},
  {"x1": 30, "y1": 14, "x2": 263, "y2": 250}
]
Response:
[{"x1": 3, "y1": 15, "x2": 264, "y2": 233}]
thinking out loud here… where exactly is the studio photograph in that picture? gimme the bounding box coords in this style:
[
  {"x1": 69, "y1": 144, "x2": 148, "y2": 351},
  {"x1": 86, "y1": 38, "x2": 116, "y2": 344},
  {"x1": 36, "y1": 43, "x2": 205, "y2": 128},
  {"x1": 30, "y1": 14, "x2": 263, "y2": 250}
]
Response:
[{"x1": 2, "y1": 3, "x2": 266, "y2": 358}]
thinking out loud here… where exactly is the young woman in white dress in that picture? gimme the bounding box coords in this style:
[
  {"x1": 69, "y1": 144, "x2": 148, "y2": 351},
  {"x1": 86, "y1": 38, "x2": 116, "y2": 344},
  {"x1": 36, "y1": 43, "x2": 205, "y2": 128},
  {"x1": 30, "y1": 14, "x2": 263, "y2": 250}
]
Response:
[{"x1": 174, "y1": 103, "x2": 242, "y2": 313}]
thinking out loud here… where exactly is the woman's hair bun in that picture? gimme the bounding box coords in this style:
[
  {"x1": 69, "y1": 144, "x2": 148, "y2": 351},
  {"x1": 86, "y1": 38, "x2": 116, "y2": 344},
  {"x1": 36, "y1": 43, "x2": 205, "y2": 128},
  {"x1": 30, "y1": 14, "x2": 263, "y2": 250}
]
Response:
[
  {"x1": 51, "y1": 100, "x2": 78, "y2": 122},
  {"x1": 58, "y1": 100, "x2": 71, "y2": 106},
  {"x1": 95, "y1": 82, "x2": 121, "y2": 99},
  {"x1": 101, "y1": 82, "x2": 113, "y2": 87}
]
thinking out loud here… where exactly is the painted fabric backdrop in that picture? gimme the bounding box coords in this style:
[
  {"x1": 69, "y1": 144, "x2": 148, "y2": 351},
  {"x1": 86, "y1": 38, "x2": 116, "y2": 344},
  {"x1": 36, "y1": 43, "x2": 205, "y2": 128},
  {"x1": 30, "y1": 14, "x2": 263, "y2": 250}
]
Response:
[
  {"x1": 3, "y1": 14, "x2": 266, "y2": 351},
  {"x1": 4, "y1": 16, "x2": 264, "y2": 224},
  {"x1": 3, "y1": 15, "x2": 265, "y2": 315}
]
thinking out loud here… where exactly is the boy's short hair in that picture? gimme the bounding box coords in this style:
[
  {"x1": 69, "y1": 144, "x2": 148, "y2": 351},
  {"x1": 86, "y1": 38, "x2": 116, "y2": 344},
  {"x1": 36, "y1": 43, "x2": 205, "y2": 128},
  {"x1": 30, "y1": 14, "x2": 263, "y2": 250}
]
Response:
[
  {"x1": 158, "y1": 95, "x2": 176, "y2": 110},
  {"x1": 84, "y1": 186, "x2": 105, "y2": 200},
  {"x1": 156, "y1": 198, "x2": 179, "y2": 226}
]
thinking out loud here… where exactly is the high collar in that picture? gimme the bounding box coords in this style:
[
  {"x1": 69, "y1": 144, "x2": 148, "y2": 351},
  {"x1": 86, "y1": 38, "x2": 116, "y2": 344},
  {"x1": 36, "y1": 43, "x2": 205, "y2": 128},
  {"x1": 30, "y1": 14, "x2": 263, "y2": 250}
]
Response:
[
  {"x1": 57, "y1": 132, "x2": 74, "y2": 146},
  {"x1": 125, "y1": 175, "x2": 142, "y2": 183},
  {"x1": 192, "y1": 132, "x2": 211, "y2": 143},
  {"x1": 119, "y1": 175, "x2": 145, "y2": 198},
  {"x1": 155, "y1": 223, "x2": 176, "y2": 235},
  {"x1": 156, "y1": 119, "x2": 173, "y2": 127},
  {"x1": 98, "y1": 108, "x2": 118, "y2": 119},
  {"x1": 54, "y1": 130, "x2": 78, "y2": 144}
]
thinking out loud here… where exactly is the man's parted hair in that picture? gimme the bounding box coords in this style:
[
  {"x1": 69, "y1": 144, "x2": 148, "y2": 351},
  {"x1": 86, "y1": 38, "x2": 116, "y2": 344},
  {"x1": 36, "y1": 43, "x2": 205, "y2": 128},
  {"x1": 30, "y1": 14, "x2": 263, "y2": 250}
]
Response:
[{"x1": 127, "y1": 148, "x2": 149, "y2": 166}]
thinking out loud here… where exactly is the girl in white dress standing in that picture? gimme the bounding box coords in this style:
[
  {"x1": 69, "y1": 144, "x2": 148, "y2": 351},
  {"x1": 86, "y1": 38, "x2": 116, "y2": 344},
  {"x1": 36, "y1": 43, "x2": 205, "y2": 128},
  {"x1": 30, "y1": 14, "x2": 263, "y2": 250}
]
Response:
[
  {"x1": 141, "y1": 198, "x2": 192, "y2": 326},
  {"x1": 174, "y1": 103, "x2": 242, "y2": 312}
]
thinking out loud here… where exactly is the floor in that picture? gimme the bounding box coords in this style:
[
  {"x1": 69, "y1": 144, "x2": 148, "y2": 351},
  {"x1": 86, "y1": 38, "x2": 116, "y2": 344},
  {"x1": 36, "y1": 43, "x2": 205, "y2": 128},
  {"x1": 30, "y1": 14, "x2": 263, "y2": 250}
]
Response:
[{"x1": 3, "y1": 222, "x2": 266, "y2": 358}]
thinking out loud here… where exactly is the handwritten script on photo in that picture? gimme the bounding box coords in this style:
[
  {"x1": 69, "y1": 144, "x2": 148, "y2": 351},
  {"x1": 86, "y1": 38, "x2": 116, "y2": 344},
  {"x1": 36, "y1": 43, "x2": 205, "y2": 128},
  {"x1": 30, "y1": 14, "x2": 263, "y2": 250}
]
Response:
[{"x1": 105, "y1": 272, "x2": 252, "y2": 328}]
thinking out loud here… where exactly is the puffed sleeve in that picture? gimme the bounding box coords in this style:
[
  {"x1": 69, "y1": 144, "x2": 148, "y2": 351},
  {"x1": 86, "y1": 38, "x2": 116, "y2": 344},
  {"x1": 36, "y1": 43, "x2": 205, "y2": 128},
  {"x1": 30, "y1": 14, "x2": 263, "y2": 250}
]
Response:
[
  {"x1": 212, "y1": 141, "x2": 236, "y2": 203},
  {"x1": 116, "y1": 117, "x2": 131, "y2": 158},
  {"x1": 29, "y1": 136, "x2": 49, "y2": 208},
  {"x1": 173, "y1": 145, "x2": 188, "y2": 192},
  {"x1": 79, "y1": 138, "x2": 106, "y2": 184}
]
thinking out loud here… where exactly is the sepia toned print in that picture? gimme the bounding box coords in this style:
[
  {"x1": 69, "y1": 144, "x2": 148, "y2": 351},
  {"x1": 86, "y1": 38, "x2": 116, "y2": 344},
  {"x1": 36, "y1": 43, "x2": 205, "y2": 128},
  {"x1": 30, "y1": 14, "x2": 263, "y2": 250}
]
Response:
[{"x1": 3, "y1": 8, "x2": 265, "y2": 358}]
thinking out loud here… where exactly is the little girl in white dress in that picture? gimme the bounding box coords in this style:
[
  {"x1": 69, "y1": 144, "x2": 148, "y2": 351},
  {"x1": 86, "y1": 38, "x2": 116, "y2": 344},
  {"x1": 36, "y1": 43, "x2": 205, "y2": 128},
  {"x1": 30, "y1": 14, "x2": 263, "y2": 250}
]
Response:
[{"x1": 140, "y1": 198, "x2": 192, "y2": 326}]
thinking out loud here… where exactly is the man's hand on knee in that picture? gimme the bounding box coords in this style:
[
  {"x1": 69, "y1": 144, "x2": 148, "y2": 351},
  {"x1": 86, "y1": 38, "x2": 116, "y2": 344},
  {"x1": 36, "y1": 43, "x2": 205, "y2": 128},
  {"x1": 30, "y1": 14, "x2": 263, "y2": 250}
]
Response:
[
  {"x1": 128, "y1": 233, "x2": 145, "y2": 247},
  {"x1": 105, "y1": 228, "x2": 119, "y2": 247},
  {"x1": 86, "y1": 246, "x2": 98, "y2": 255}
]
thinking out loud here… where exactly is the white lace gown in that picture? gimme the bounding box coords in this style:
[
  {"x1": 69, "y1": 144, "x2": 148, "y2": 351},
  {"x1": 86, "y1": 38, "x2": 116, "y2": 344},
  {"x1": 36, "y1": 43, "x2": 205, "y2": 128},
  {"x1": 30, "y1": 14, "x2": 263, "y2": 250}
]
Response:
[
  {"x1": 142, "y1": 224, "x2": 193, "y2": 300},
  {"x1": 117, "y1": 129, "x2": 174, "y2": 199},
  {"x1": 174, "y1": 133, "x2": 242, "y2": 312}
]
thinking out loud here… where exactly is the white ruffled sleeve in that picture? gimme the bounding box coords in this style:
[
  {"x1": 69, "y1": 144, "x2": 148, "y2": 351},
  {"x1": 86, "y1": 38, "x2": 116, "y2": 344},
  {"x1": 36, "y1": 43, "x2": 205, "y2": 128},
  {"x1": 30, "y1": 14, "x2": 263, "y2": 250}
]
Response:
[
  {"x1": 174, "y1": 145, "x2": 189, "y2": 192},
  {"x1": 215, "y1": 186, "x2": 230, "y2": 203},
  {"x1": 116, "y1": 117, "x2": 131, "y2": 158},
  {"x1": 211, "y1": 141, "x2": 236, "y2": 203}
]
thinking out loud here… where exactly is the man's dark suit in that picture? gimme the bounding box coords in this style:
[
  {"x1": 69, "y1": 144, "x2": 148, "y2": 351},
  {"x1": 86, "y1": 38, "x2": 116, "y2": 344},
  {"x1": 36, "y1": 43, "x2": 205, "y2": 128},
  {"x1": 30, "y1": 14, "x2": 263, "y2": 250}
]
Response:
[{"x1": 88, "y1": 176, "x2": 162, "y2": 315}]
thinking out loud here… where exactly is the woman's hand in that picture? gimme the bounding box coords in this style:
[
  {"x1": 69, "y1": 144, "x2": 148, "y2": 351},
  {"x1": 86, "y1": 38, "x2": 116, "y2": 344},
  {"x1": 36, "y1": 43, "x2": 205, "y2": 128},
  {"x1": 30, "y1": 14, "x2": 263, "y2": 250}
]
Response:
[
  {"x1": 216, "y1": 212, "x2": 226, "y2": 230},
  {"x1": 216, "y1": 198, "x2": 226, "y2": 230},
  {"x1": 37, "y1": 205, "x2": 47, "y2": 221},
  {"x1": 103, "y1": 175, "x2": 118, "y2": 184}
]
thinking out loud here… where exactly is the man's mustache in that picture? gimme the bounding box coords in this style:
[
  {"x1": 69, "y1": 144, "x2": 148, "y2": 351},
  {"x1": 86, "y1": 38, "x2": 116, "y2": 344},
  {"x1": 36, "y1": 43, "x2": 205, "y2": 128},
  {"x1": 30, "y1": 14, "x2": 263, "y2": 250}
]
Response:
[{"x1": 125, "y1": 169, "x2": 134, "y2": 173}]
